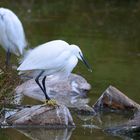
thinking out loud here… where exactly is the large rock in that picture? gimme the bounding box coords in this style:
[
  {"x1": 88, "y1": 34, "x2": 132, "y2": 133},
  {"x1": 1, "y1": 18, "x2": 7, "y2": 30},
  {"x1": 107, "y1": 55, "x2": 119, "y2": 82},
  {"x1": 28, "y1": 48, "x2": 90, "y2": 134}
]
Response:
[
  {"x1": 6, "y1": 104, "x2": 75, "y2": 127},
  {"x1": 13, "y1": 74, "x2": 94, "y2": 114},
  {"x1": 93, "y1": 85, "x2": 140, "y2": 112},
  {"x1": 16, "y1": 73, "x2": 91, "y2": 100}
]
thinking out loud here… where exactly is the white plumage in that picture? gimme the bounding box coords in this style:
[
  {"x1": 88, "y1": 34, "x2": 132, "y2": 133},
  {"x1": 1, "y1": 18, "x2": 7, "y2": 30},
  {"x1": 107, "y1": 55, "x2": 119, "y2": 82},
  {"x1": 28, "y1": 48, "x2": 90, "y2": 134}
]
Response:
[
  {"x1": 0, "y1": 8, "x2": 27, "y2": 58},
  {"x1": 18, "y1": 40, "x2": 82, "y2": 78},
  {"x1": 18, "y1": 40, "x2": 91, "y2": 101}
]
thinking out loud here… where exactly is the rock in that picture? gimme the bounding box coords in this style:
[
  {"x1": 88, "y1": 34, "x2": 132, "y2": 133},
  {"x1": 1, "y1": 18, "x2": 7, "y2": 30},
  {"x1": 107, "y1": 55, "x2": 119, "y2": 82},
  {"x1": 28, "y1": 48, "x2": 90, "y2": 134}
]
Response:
[
  {"x1": 17, "y1": 73, "x2": 91, "y2": 98},
  {"x1": 105, "y1": 111, "x2": 140, "y2": 139},
  {"x1": 93, "y1": 86, "x2": 140, "y2": 139},
  {"x1": 14, "y1": 74, "x2": 92, "y2": 112},
  {"x1": 93, "y1": 85, "x2": 140, "y2": 112},
  {"x1": 128, "y1": 111, "x2": 140, "y2": 127},
  {"x1": 6, "y1": 104, "x2": 75, "y2": 127}
]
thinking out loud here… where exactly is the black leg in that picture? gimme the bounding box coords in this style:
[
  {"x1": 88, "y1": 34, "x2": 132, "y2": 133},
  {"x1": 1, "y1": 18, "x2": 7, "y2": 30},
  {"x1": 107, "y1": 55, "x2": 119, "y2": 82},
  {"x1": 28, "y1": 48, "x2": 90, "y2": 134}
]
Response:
[
  {"x1": 42, "y1": 76, "x2": 50, "y2": 100},
  {"x1": 35, "y1": 71, "x2": 50, "y2": 100},
  {"x1": 35, "y1": 70, "x2": 45, "y2": 94},
  {"x1": 6, "y1": 49, "x2": 11, "y2": 67}
]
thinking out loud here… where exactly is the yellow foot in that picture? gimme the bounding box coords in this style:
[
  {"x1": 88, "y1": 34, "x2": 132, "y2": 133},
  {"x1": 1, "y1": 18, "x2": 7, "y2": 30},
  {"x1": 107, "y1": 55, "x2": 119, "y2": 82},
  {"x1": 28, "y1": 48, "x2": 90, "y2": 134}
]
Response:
[{"x1": 43, "y1": 99, "x2": 58, "y2": 106}]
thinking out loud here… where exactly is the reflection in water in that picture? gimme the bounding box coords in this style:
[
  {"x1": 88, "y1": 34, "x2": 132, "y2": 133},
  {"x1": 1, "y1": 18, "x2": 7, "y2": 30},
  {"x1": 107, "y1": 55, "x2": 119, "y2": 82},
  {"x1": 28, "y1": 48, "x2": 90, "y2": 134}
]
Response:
[{"x1": 17, "y1": 127, "x2": 74, "y2": 140}]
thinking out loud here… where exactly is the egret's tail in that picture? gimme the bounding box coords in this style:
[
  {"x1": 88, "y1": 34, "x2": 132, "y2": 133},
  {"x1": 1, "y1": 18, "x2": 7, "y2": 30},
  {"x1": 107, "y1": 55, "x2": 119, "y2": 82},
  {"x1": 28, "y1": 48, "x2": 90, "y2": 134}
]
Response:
[{"x1": 18, "y1": 48, "x2": 33, "y2": 64}]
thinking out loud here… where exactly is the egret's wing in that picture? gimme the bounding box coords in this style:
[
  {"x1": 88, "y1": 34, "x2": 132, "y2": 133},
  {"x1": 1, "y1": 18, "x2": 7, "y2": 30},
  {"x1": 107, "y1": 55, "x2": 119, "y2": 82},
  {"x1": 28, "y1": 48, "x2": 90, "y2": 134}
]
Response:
[{"x1": 18, "y1": 40, "x2": 70, "y2": 71}]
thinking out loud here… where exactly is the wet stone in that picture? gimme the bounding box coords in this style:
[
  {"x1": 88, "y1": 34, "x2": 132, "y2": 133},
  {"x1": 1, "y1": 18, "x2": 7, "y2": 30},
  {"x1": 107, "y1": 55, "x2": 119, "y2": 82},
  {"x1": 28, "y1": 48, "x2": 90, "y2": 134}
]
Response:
[
  {"x1": 16, "y1": 73, "x2": 91, "y2": 100},
  {"x1": 6, "y1": 104, "x2": 75, "y2": 127},
  {"x1": 93, "y1": 85, "x2": 140, "y2": 112},
  {"x1": 14, "y1": 74, "x2": 92, "y2": 114},
  {"x1": 94, "y1": 86, "x2": 140, "y2": 139}
]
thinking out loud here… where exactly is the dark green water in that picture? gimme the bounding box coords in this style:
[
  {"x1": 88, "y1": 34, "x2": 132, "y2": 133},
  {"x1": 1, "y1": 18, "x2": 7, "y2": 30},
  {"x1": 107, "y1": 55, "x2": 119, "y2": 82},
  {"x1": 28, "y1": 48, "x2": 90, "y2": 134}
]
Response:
[{"x1": 0, "y1": 0, "x2": 140, "y2": 140}]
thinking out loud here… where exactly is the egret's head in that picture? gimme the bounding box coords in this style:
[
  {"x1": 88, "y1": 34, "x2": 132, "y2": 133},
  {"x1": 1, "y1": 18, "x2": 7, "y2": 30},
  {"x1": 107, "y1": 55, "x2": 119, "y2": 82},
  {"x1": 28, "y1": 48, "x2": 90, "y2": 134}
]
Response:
[{"x1": 70, "y1": 45, "x2": 92, "y2": 72}]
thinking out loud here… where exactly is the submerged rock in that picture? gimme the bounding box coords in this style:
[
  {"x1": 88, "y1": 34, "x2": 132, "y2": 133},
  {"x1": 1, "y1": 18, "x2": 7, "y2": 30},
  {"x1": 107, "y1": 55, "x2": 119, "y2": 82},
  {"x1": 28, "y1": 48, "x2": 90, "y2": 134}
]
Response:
[
  {"x1": 93, "y1": 85, "x2": 140, "y2": 112},
  {"x1": 6, "y1": 104, "x2": 75, "y2": 127},
  {"x1": 105, "y1": 111, "x2": 140, "y2": 139}
]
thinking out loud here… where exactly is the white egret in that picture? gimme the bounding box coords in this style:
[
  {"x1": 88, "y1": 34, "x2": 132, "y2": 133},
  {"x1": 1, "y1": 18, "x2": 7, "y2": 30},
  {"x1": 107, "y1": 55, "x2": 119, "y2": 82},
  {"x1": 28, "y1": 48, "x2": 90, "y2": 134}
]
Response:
[
  {"x1": 17, "y1": 40, "x2": 92, "y2": 105},
  {"x1": 0, "y1": 7, "x2": 27, "y2": 66}
]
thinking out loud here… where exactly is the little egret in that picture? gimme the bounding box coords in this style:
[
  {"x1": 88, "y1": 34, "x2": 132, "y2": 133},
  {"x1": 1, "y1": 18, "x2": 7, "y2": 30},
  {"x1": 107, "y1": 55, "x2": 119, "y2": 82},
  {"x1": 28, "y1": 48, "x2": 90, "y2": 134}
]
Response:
[
  {"x1": 17, "y1": 40, "x2": 92, "y2": 105},
  {"x1": 0, "y1": 7, "x2": 27, "y2": 66}
]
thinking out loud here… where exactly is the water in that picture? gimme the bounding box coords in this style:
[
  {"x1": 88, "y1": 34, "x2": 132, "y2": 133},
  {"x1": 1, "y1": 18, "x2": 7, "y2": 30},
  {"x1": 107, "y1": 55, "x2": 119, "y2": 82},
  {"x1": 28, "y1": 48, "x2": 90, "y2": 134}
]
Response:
[{"x1": 0, "y1": 0, "x2": 140, "y2": 140}]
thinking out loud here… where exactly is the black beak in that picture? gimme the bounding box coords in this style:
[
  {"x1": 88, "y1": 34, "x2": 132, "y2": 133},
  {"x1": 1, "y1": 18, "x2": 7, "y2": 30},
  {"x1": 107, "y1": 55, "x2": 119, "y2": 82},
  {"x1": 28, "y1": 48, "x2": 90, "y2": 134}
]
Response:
[{"x1": 79, "y1": 52, "x2": 92, "y2": 72}]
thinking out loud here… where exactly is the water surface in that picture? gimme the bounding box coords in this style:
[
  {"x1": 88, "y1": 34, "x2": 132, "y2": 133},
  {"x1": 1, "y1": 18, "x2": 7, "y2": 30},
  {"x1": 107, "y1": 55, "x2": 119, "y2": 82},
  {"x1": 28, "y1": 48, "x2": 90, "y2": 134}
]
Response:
[{"x1": 0, "y1": 0, "x2": 140, "y2": 140}]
